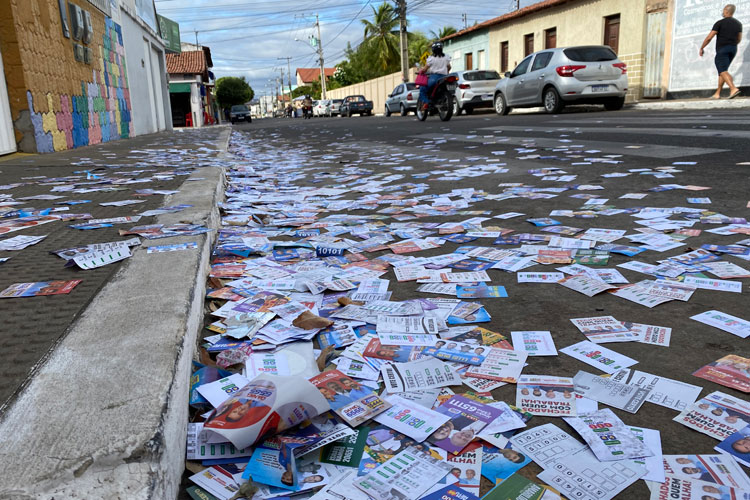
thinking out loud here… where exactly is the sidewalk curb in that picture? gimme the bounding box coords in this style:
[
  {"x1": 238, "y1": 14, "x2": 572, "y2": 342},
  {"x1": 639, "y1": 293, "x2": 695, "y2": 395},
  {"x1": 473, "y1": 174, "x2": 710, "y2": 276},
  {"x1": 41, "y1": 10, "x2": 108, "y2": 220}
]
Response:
[
  {"x1": 627, "y1": 97, "x2": 750, "y2": 111},
  {"x1": 0, "y1": 134, "x2": 228, "y2": 499}
]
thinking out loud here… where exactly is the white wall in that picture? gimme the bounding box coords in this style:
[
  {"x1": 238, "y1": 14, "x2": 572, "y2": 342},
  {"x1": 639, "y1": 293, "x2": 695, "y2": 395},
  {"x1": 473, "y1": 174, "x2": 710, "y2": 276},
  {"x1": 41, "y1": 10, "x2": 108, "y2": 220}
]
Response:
[
  {"x1": 119, "y1": 0, "x2": 172, "y2": 135},
  {"x1": 669, "y1": 0, "x2": 749, "y2": 91}
]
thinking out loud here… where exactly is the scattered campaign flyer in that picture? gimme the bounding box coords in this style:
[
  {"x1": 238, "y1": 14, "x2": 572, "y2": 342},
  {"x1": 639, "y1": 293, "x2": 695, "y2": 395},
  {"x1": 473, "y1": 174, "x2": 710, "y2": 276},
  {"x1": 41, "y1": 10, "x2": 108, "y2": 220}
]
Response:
[
  {"x1": 538, "y1": 450, "x2": 646, "y2": 500},
  {"x1": 661, "y1": 453, "x2": 750, "y2": 489},
  {"x1": 690, "y1": 310, "x2": 750, "y2": 339},
  {"x1": 573, "y1": 371, "x2": 650, "y2": 414},
  {"x1": 310, "y1": 370, "x2": 391, "y2": 426},
  {"x1": 354, "y1": 446, "x2": 453, "y2": 500},
  {"x1": 564, "y1": 409, "x2": 653, "y2": 461},
  {"x1": 203, "y1": 374, "x2": 330, "y2": 449},
  {"x1": 186, "y1": 423, "x2": 253, "y2": 461},
  {"x1": 245, "y1": 444, "x2": 298, "y2": 490},
  {"x1": 674, "y1": 392, "x2": 750, "y2": 441},
  {"x1": 569, "y1": 316, "x2": 640, "y2": 343},
  {"x1": 715, "y1": 426, "x2": 750, "y2": 468},
  {"x1": 422, "y1": 485, "x2": 479, "y2": 500},
  {"x1": 622, "y1": 322, "x2": 672, "y2": 346},
  {"x1": 376, "y1": 315, "x2": 440, "y2": 335},
  {"x1": 611, "y1": 369, "x2": 701, "y2": 412},
  {"x1": 558, "y1": 274, "x2": 616, "y2": 296},
  {"x1": 511, "y1": 331, "x2": 557, "y2": 356},
  {"x1": 517, "y1": 272, "x2": 565, "y2": 283},
  {"x1": 375, "y1": 395, "x2": 450, "y2": 442},
  {"x1": 481, "y1": 446, "x2": 532, "y2": 483},
  {"x1": 456, "y1": 284, "x2": 508, "y2": 298},
  {"x1": 444, "y1": 446, "x2": 483, "y2": 497},
  {"x1": 0, "y1": 280, "x2": 82, "y2": 298},
  {"x1": 146, "y1": 242, "x2": 198, "y2": 253},
  {"x1": 483, "y1": 474, "x2": 561, "y2": 500},
  {"x1": 318, "y1": 426, "x2": 369, "y2": 468},
  {"x1": 509, "y1": 423, "x2": 587, "y2": 469},
  {"x1": 647, "y1": 475, "x2": 750, "y2": 500},
  {"x1": 423, "y1": 340, "x2": 487, "y2": 365},
  {"x1": 196, "y1": 374, "x2": 250, "y2": 408},
  {"x1": 381, "y1": 358, "x2": 461, "y2": 393},
  {"x1": 465, "y1": 348, "x2": 527, "y2": 383},
  {"x1": 188, "y1": 466, "x2": 241, "y2": 500},
  {"x1": 693, "y1": 355, "x2": 750, "y2": 393},
  {"x1": 560, "y1": 341, "x2": 638, "y2": 374},
  {"x1": 429, "y1": 395, "x2": 504, "y2": 454},
  {"x1": 516, "y1": 375, "x2": 579, "y2": 417}
]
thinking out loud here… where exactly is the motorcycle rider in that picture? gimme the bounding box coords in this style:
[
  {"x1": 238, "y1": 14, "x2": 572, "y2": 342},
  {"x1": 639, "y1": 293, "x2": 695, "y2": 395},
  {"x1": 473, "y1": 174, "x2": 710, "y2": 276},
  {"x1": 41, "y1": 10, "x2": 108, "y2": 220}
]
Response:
[
  {"x1": 418, "y1": 42, "x2": 452, "y2": 109},
  {"x1": 303, "y1": 94, "x2": 313, "y2": 118}
]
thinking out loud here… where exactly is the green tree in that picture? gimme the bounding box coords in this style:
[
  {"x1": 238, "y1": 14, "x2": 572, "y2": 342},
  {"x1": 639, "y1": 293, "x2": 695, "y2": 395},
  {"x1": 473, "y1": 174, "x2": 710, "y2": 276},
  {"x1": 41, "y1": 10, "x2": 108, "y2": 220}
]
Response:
[
  {"x1": 215, "y1": 76, "x2": 254, "y2": 109},
  {"x1": 408, "y1": 31, "x2": 431, "y2": 67},
  {"x1": 291, "y1": 85, "x2": 313, "y2": 99},
  {"x1": 430, "y1": 26, "x2": 457, "y2": 41},
  {"x1": 361, "y1": 2, "x2": 400, "y2": 72}
]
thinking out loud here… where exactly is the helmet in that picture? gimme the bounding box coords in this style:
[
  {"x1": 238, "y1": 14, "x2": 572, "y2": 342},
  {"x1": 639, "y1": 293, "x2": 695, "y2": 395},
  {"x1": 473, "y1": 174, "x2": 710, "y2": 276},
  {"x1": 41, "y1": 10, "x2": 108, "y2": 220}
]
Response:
[{"x1": 431, "y1": 41, "x2": 443, "y2": 52}]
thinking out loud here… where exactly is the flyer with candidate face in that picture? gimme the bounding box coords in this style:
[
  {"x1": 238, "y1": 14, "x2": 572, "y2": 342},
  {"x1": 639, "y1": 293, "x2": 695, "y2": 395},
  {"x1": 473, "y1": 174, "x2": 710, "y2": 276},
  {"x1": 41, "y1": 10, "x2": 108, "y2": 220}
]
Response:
[
  {"x1": 692, "y1": 354, "x2": 750, "y2": 393},
  {"x1": 429, "y1": 395, "x2": 505, "y2": 455},
  {"x1": 310, "y1": 370, "x2": 390, "y2": 427},
  {"x1": 673, "y1": 392, "x2": 750, "y2": 441},
  {"x1": 516, "y1": 375, "x2": 578, "y2": 417}
]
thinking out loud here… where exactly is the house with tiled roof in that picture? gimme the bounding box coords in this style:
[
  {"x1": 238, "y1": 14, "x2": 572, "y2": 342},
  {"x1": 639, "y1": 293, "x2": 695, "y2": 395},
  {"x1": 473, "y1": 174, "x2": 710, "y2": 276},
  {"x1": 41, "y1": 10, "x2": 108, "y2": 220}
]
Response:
[
  {"x1": 296, "y1": 67, "x2": 336, "y2": 87},
  {"x1": 166, "y1": 45, "x2": 216, "y2": 127},
  {"x1": 440, "y1": 0, "x2": 662, "y2": 102}
]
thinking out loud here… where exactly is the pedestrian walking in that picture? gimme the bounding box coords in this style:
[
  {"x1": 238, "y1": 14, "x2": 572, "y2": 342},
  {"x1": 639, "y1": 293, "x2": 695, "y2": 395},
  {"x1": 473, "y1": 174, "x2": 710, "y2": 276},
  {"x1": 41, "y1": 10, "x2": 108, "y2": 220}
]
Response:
[{"x1": 699, "y1": 4, "x2": 743, "y2": 99}]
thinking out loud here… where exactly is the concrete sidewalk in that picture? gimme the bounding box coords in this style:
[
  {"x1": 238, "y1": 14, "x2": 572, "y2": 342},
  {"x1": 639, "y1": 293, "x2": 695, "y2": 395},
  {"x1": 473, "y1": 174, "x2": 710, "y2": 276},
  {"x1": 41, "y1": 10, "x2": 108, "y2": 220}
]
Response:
[{"x1": 0, "y1": 127, "x2": 229, "y2": 499}]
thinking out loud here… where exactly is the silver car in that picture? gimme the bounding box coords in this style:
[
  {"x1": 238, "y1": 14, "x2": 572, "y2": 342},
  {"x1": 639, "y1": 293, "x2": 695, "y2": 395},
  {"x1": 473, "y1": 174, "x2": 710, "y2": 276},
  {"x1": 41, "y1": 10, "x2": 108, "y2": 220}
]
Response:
[
  {"x1": 384, "y1": 83, "x2": 418, "y2": 116},
  {"x1": 331, "y1": 99, "x2": 343, "y2": 116},
  {"x1": 313, "y1": 99, "x2": 332, "y2": 117},
  {"x1": 451, "y1": 70, "x2": 502, "y2": 115},
  {"x1": 493, "y1": 45, "x2": 628, "y2": 115}
]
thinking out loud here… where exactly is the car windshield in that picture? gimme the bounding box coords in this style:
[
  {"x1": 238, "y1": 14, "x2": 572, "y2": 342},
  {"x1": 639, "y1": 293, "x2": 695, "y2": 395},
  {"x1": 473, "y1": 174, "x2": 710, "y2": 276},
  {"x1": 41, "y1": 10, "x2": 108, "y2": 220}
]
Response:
[
  {"x1": 405, "y1": 83, "x2": 417, "y2": 90},
  {"x1": 464, "y1": 71, "x2": 501, "y2": 81},
  {"x1": 563, "y1": 46, "x2": 617, "y2": 62},
  {"x1": 333, "y1": 100, "x2": 343, "y2": 104},
  {"x1": 231, "y1": 105, "x2": 248, "y2": 112},
  {"x1": 351, "y1": 96, "x2": 365, "y2": 102}
]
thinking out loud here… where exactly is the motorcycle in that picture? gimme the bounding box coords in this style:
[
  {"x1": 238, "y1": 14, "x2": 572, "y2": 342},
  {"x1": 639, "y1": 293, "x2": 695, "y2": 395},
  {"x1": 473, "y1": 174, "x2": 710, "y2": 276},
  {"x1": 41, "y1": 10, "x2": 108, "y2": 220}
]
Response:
[
  {"x1": 303, "y1": 105, "x2": 313, "y2": 119},
  {"x1": 416, "y1": 74, "x2": 458, "y2": 122}
]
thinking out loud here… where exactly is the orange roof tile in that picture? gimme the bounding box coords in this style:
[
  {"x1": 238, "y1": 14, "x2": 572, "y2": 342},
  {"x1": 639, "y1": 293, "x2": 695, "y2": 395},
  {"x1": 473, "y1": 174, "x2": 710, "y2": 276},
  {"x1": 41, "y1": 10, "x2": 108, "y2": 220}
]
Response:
[
  {"x1": 166, "y1": 50, "x2": 207, "y2": 75},
  {"x1": 296, "y1": 67, "x2": 336, "y2": 84}
]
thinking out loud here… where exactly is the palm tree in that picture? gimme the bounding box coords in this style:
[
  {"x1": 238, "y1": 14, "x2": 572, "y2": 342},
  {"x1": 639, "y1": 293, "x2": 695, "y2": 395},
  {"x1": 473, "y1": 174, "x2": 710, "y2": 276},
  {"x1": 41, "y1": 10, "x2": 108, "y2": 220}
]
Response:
[
  {"x1": 361, "y1": 2, "x2": 400, "y2": 71},
  {"x1": 430, "y1": 26, "x2": 457, "y2": 41}
]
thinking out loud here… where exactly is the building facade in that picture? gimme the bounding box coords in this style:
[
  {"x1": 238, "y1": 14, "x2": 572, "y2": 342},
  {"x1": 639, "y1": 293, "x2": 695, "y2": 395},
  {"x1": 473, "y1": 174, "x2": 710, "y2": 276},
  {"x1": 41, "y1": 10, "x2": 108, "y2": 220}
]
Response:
[
  {"x1": 166, "y1": 45, "x2": 215, "y2": 128},
  {"x1": 111, "y1": 0, "x2": 171, "y2": 136},
  {"x1": 443, "y1": 29, "x2": 490, "y2": 72},
  {"x1": 0, "y1": 0, "x2": 133, "y2": 153}
]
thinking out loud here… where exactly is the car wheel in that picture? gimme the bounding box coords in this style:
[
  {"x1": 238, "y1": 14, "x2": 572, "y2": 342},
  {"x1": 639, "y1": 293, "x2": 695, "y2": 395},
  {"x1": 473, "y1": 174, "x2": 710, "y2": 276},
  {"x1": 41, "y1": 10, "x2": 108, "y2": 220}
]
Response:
[
  {"x1": 385, "y1": 105, "x2": 391, "y2": 117},
  {"x1": 400, "y1": 104, "x2": 408, "y2": 116},
  {"x1": 453, "y1": 100, "x2": 462, "y2": 116},
  {"x1": 543, "y1": 87, "x2": 564, "y2": 114},
  {"x1": 494, "y1": 93, "x2": 509, "y2": 116},
  {"x1": 604, "y1": 97, "x2": 625, "y2": 111}
]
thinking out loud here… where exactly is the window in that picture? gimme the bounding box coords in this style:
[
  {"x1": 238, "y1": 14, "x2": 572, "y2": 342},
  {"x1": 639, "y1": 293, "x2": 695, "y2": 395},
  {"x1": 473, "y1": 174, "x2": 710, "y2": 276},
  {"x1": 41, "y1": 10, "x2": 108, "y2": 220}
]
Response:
[
  {"x1": 392, "y1": 85, "x2": 403, "y2": 95},
  {"x1": 406, "y1": 83, "x2": 417, "y2": 90},
  {"x1": 524, "y1": 33, "x2": 534, "y2": 56},
  {"x1": 477, "y1": 49, "x2": 486, "y2": 70},
  {"x1": 530, "y1": 52, "x2": 553, "y2": 71},
  {"x1": 604, "y1": 14, "x2": 620, "y2": 53},
  {"x1": 563, "y1": 46, "x2": 617, "y2": 62},
  {"x1": 464, "y1": 71, "x2": 501, "y2": 81},
  {"x1": 511, "y1": 56, "x2": 533, "y2": 77},
  {"x1": 465, "y1": 52, "x2": 473, "y2": 70},
  {"x1": 500, "y1": 41, "x2": 509, "y2": 73},
  {"x1": 545, "y1": 28, "x2": 557, "y2": 49}
]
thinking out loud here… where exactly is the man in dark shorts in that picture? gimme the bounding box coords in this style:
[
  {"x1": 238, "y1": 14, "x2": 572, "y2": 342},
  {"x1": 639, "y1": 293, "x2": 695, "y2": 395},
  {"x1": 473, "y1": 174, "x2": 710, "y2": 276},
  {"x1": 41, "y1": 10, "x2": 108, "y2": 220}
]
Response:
[{"x1": 699, "y1": 4, "x2": 743, "y2": 99}]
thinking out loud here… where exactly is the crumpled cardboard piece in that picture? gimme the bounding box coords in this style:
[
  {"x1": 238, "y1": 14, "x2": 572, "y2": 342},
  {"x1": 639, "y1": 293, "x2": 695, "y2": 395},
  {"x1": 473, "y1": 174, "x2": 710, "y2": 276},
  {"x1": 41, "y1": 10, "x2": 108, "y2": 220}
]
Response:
[
  {"x1": 292, "y1": 310, "x2": 334, "y2": 330},
  {"x1": 337, "y1": 296, "x2": 364, "y2": 307},
  {"x1": 317, "y1": 345, "x2": 335, "y2": 372}
]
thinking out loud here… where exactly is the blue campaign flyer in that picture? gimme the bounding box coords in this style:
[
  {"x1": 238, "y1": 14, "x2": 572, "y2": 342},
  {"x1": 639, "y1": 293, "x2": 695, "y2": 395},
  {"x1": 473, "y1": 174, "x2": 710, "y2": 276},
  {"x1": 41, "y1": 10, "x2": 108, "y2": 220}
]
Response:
[
  {"x1": 447, "y1": 307, "x2": 491, "y2": 325},
  {"x1": 244, "y1": 445, "x2": 297, "y2": 490},
  {"x1": 422, "y1": 485, "x2": 479, "y2": 500},
  {"x1": 715, "y1": 425, "x2": 750, "y2": 468},
  {"x1": 481, "y1": 445, "x2": 532, "y2": 483}
]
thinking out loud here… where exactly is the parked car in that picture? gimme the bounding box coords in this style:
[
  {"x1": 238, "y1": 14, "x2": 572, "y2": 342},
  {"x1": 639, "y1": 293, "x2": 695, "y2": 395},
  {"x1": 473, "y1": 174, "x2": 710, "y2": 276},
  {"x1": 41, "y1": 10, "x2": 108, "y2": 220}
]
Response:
[
  {"x1": 384, "y1": 83, "x2": 418, "y2": 116},
  {"x1": 451, "y1": 70, "x2": 502, "y2": 115},
  {"x1": 230, "y1": 104, "x2": 251, "y2": 123},
  {"x1": 330, "y1": 99, "x2": 343, "y2": 116},
  {"x1": 313, "y1": 99, "x2": 332, "y2": 117},
  {"x1": 493, "y1": 45, "x2": 628, "y2": 115},
  {"x1": 340, "y1": 95, "x2": 373, "y2": 117}
]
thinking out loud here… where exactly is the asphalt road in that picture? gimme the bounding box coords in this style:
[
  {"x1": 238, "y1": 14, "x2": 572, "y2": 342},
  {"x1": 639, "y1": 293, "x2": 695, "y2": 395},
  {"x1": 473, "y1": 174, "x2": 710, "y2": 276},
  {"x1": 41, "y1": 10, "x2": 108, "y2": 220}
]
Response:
[{"x1": 229, "y1": 107, "x2": 750, "y2": 498}]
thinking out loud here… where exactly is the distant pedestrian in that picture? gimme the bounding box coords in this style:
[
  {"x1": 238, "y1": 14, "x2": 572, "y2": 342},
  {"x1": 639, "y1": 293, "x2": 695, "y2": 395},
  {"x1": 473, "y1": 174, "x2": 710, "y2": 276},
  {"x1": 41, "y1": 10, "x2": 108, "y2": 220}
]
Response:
[{"x1": 699, "y1": 4, "x2": 743, "y2": 99}]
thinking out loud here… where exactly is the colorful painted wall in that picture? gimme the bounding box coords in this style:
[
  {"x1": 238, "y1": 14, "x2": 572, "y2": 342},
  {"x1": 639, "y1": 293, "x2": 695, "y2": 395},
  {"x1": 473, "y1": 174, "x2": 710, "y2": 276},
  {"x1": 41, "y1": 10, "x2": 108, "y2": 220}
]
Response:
[{"x1": 0, "y1": 0, "x2": 133, "y2": 153}]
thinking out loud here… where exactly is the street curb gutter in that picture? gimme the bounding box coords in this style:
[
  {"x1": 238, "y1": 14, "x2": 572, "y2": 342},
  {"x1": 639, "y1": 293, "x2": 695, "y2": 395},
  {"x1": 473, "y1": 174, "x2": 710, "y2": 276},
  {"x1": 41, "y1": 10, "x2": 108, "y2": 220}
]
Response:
[{"x1": 0, "y1": 132, "x2": 229, "y2": 499}]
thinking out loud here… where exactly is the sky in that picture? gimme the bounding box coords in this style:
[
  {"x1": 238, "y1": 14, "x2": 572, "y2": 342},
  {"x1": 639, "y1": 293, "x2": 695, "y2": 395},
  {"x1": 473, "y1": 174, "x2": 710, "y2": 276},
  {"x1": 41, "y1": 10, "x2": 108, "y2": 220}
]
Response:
[{"x1": 154, "y1": 0, "x2": 537, "y2": 97}]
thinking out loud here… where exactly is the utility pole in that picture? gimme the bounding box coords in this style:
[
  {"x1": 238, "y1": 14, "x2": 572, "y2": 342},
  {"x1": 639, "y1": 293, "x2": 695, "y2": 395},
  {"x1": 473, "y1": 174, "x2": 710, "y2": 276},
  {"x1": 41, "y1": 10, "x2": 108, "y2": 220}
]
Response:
[
  {"x1": 516, "y1": 0, "x2": 520, "y2": 10},
  {"x1": 277, "y1": 56, "x2": 294, "y2": 98},
  {"x1": 194, "y1": 30, "x2": 199, "y2": 47},
  {"x1": 315, "y1": 14, "x2": 327, "y2": 100},
  {"x1": 279, "y1": 68, "x2": 285, "y2": 110},
  {"x1": 396, "y1": 0, "x2": 409, "y2": 82},
  {"x1": 462, "y1": 13, "x2": 467, "y2": 29}
]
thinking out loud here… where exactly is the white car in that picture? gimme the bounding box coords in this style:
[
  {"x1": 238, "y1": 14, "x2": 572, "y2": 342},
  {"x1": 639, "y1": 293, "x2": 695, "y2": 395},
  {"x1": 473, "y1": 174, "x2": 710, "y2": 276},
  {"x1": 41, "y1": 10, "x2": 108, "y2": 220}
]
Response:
[{"x1": 313, "y1": 99, "x2": 332, "y2": 117}]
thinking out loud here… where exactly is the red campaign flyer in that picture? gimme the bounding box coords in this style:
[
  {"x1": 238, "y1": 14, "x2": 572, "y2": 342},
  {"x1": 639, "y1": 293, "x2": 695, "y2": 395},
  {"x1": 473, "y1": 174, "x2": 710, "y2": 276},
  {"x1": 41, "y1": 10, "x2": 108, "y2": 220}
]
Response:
[
  {"x1": 0, "y1": 280, "x2": 82, "y2": 298},
  {"x1": 693, "y1": 355, "x2": 750, "y2": 393}
]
